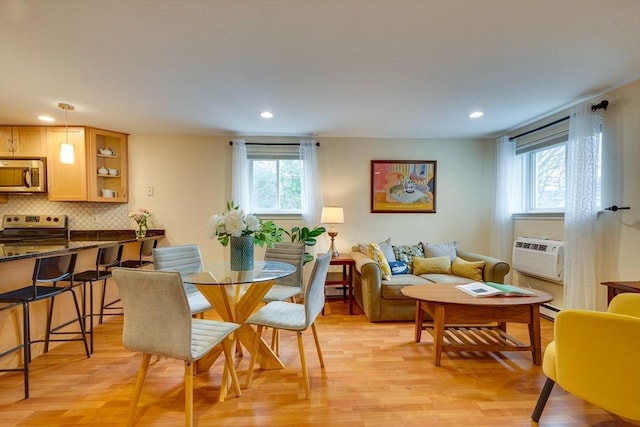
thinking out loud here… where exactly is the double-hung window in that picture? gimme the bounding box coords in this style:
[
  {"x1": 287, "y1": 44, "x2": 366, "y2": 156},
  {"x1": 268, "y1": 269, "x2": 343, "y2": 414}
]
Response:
[
  {"x1": 514, "y1": 122, "x2": 602, "y2": 214},
  {"x1": 247, "y1": 145, "x2": 302, "y2": 216}
]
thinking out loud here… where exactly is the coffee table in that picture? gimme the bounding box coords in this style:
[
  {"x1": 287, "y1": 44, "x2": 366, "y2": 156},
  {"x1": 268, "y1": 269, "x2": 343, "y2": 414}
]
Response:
[{"x1": 401, "y1": 283, "x2": 552, "y2": 366}]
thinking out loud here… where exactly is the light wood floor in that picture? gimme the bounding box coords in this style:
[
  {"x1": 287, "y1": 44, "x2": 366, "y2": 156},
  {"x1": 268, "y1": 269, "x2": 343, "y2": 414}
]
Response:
[{"x1": 0, "y1": 299, "x2": 637, "y2": 427}]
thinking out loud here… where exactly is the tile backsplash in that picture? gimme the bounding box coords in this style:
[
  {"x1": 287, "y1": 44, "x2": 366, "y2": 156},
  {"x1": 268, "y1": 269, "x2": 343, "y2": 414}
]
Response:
[{"x1": 0, "y1": 194, "x2": 130, "y2": 230}]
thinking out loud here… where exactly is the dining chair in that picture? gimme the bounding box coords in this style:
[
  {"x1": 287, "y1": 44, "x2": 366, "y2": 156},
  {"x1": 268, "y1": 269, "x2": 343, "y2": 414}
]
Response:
[
  {"x1": 152, "y1": 245, "x2": 213, "y2": 318},
  {"x1": 531, "y1": 293, "x2": 640, "y2": 422},
  {"x1": 245, "y1": 252, "x2": 331, "y2": 399},
  {"x1": 55, "y1": 244, "x2": 124, "y2": 354},
  {"x1": 261, "y1": 242, "x2": 306, "y2": 354},
  {"x1": 120, "y1": 237, "x2": 159, "y2": 269},
  {"x1": 0, "y1": 253, "x2": 89, "y2": 399},
  {"x1": 112, "y1": 268, "x2": 241, "y2": 427}
]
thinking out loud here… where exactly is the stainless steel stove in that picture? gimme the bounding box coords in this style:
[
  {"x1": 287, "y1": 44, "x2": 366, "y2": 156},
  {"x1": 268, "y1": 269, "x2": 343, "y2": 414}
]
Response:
[{"x1": 0, "y1": 214, "x2": 68, "y2": 244}]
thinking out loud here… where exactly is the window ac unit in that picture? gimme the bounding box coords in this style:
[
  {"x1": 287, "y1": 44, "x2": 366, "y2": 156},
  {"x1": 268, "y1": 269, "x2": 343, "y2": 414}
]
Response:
[{"x1": 512, "y1": 237, "x2": 564, "y2": 282}]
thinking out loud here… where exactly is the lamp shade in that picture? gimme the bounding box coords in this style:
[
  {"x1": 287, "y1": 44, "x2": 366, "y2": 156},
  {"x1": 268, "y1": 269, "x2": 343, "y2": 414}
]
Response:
[{"x1": 321, "y1": 206, "x2": 344, "y2": 224}]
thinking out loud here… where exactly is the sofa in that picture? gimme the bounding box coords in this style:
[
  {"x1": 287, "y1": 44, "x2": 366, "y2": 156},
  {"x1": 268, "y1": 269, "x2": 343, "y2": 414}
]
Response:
[{"x1": 350, "y1": 240, "x2": 510, "y2": 322}]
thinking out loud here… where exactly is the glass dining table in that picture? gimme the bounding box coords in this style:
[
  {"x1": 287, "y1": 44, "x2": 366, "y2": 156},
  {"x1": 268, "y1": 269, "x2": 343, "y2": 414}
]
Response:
[{"x1": 180, "y1": 261, "x2": 296, "y2": 380}]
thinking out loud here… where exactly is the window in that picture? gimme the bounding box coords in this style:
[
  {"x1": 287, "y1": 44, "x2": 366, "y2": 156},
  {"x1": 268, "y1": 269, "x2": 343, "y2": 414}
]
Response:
[
  {"x1": 250, "y1": 158, "x2": 302, "y2": 214},
  {"x1": 247, "y1": 145, "x2": 303, "y2": 215},
  {"x1": 515, "y1": 131, "x2": 601, "y2": 213}
]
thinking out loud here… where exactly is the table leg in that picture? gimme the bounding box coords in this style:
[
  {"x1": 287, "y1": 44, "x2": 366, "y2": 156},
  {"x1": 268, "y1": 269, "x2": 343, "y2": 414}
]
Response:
[
  {"x1": 529, "y1": 304, "x2": 543, "y2": 365},
  {"x1": 432, "y1": 303, "x2": 445, "y2": 366},
  {"x1": 348, "y1": 263, "x2": 354, "y2": 315},
  {"x1": 414, "y1": 300, "x2": 423, "y2": 343},
  {"x1": 195, "y1": 280, "x2": 285, "y2": 371}
]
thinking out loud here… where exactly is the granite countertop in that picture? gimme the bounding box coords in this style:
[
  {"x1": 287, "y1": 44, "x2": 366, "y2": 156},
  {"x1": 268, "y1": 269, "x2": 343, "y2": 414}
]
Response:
[{"x1": 0, "y1": 230, "x2": 165, "y2": 263}]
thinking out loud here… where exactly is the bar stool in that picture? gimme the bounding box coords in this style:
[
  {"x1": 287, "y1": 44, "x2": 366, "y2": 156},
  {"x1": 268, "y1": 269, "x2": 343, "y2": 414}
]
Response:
[
  {"x1": 56, "y1": 244, "x2": 123, "y2": 353},
  {"x1": 0, "y1": 252, "x2": 89, "y2": 399},
  {"x1": 120, "y1": 237, "x2": 159, "y2": 269}
]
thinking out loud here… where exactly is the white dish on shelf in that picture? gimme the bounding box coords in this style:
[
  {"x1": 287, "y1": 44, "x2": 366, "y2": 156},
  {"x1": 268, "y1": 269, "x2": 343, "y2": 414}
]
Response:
[
  {"x1": 98, "y1": 167, "x2": 108, "y2": 175},
  {"x1": 108, "y1": 168, "x2": 119, "y2": 176},
  {"x1": 99, "y1": 147, "x2": 114, "y2": 155}
]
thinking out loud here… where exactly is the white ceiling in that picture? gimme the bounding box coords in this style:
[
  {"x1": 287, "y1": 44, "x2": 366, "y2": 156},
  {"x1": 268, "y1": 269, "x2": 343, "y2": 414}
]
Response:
[{"x1": 1, "y1": 0, "x2": 639, "y2": 139}]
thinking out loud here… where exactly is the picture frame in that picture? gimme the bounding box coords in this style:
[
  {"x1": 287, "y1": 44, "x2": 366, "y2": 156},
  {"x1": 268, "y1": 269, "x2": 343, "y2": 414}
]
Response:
[{"x1": 371, "y1": 160, "x2": 437, "y2": 213}]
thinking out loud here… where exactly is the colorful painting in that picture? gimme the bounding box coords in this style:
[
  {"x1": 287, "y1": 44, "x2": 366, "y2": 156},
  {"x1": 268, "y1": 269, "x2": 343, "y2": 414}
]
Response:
[{"x1": 371, "y1": 160, "x2": 437, "y2": 213}]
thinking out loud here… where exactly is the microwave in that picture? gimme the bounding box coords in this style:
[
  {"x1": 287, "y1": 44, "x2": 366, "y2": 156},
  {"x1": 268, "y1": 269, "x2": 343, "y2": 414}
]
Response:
[{"x1": 0, "y1": 158, "x2": 47, "y2": 193}]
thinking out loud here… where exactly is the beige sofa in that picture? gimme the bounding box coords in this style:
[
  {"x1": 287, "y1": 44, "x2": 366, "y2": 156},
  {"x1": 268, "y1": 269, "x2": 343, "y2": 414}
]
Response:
[{"x1": 351, "y1": 245, "x2": 510, "y2": 322}]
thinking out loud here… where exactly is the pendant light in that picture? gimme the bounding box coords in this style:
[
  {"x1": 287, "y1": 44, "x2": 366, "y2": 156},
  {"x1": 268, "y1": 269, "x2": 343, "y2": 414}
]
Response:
[{"x1": 58, "y1": 102, "x2": 75, "y2": 164}]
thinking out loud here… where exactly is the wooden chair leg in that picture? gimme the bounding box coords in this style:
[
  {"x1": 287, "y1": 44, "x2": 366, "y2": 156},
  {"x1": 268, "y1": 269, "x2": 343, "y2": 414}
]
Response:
[
  {"x1": 185, "y1": 360, "x2": 194, "y2": 427},
  {"x1": 129, "y1": 353, "x2": 151, "y2": 427},
  {"x1": 310, "y1": 322, "x2": 324, "y2": 368},
  {"x1": 531, "y1": 377, "x2": 555, "y2": 422},
  {"x1": 245, "y1": 325, "x2": 264, "y2": 388},
  {"x1": 296, "y1": 331, "x2": 310, "y2": 399}
]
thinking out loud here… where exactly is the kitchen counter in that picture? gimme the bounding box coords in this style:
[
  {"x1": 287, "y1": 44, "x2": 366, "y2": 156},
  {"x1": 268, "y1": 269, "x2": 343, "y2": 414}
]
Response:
[{"x1": 0, "y1": 230, "x2": 164, "y2": 263}]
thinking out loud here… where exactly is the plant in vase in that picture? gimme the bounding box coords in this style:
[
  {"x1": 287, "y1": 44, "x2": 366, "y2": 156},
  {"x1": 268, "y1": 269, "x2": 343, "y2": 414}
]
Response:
[
  {"x1": 129, "y1": 208, "x2": 151, "y2": 239},
  {"x1": 208, "y1": 201, "x2": 283, "y2": 270},
  {"x1": 284, "y1": 225, "x2": 326, "y2": 264}
]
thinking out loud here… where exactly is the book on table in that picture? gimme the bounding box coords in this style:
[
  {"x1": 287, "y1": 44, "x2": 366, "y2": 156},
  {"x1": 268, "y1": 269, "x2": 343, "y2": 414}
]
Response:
[{"x1": 455, "y1": 282, "x2": 537, "y2": 298}]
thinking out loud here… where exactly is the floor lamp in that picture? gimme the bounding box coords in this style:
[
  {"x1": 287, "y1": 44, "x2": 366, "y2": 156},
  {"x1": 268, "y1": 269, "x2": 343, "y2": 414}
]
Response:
[{"x1": 321, "y1": 206, "x2": 344, "y2": 258}]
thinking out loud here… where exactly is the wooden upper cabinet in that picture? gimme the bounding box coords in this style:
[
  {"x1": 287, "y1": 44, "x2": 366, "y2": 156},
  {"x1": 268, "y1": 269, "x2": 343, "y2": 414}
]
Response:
[
  {"x1": 87, "y1": 128, "x2": 128, "y2": 202},
  {"x1": 46, "y1": 127, "x2": 87, "y2": 201},
  {"x1": 0, "y1": 126, "x2": 47, "y2": 157}
]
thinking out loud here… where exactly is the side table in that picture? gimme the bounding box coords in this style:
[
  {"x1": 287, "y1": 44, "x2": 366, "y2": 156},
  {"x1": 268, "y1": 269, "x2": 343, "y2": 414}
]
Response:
[{"x1": 324, "y1": 253, "x2": 355, "y2": 314}]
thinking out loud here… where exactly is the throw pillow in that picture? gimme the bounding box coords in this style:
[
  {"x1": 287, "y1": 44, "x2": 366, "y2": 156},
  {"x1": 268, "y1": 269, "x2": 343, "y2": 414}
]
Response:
[
  {"x1": 392, "y1": 244, "x2": 425, "y2": 274},
  {"x1": 368, "y1": 242, "x2": 392, "y2": 280},
  {"x1": 412, "y1": 256, "x2": 452, "y2": 275},
  {"x1": 422, "y1": 241, "x2": 458, "y2": 262},
  {"x1": 451, "y1": 257, "x2": 485, "y2": 281},
  {"x1": 388, "y1": 261, "x2": 409, "y2": 275},
  {"x1": 359, "y1": 238, "x2": 396, "y2": 262}
]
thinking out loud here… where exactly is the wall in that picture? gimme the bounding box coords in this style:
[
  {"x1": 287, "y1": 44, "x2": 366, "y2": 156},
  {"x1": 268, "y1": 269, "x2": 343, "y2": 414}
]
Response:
[
  {"x1": 126, "y1": 135, "x2": 496, "y2": 262},
  {"x1": 512, "y1": 79, "x2": 640, "y2": 311}
]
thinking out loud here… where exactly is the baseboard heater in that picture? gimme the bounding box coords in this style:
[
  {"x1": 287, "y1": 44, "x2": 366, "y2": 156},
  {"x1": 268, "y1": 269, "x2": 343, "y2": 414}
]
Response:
[{"x1": 540, "y1": 303, "x2": 561, "y2": 320}]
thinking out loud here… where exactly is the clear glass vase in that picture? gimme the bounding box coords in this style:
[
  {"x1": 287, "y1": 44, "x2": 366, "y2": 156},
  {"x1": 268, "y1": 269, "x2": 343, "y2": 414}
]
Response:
[{"x1": 135, "y1": 227, "x2": 147, "y2": 239}]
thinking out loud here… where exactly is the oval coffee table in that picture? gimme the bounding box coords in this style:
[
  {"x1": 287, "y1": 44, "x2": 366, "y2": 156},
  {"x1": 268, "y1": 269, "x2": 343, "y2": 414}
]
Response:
[{"x1": 401, "y1": 283, "x2": 553, "y2": 366}]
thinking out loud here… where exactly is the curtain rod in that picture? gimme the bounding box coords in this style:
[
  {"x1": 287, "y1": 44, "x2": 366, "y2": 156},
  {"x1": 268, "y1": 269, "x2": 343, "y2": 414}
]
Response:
[
  {"x1": 509, "y1": 100, "x2": 609, "y2": 141},
  {"x1": 229, "y1": 141, "x2": 320, "y2": 147}
]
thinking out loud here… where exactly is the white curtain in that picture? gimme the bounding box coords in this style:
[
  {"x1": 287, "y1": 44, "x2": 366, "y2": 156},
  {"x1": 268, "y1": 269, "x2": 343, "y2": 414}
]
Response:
[
  {"x1": 490, "y1": 135, "x2": 516, "y2": 275},
  {"x1": 299, "y1": 140, "x2": 323, "y2": 227},
  {"x1": 564, "y1": 103, "x2": 602, "y2": 310},
  {"x1": 231, "y1": 138, "x2": 250, "y2": 211}
]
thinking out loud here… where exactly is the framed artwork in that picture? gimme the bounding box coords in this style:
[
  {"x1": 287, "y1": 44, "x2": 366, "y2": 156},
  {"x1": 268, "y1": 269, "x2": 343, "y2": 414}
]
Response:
[{"x1": 371, "y1": 160, "x2": 437, "y2": 213}]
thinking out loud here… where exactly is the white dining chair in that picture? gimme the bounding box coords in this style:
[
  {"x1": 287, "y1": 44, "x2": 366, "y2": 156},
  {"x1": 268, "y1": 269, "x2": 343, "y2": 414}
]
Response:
[
  {"x1": 112, "y1": 268, "x2": 241, "y2": 427},
  {"x1": 245, "y1": 252, "x2": 331, "y2": 399},
  {"x1": 152, "y1": 245, "x2": 213, "y2": 318}
]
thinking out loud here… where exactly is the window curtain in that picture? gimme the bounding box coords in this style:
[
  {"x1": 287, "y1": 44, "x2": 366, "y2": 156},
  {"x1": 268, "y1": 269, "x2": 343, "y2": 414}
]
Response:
[
  {"x1": 564, "y1": 103, "x2": 602, "y2": 310},
  {"x1": 299, "y1": 140, "x2": 323, "y2": 227},
  {"x1": 490, "y1": 135, "x2": 516, "y2": 275},
  {"x1": 231, "y1": 138, "x2": 250, "y2": 210}
]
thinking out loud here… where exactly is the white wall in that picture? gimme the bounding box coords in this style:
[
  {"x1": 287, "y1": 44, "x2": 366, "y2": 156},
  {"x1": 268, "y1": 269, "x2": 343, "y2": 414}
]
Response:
[{"x1": 127, "y1": 135, "x2": 496, "y2": 262}]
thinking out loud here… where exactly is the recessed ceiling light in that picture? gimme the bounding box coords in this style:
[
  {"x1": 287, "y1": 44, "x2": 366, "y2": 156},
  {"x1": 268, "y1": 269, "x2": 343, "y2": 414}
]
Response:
[
  {"x1": 260, "y1": 111, "x2": 274, "y2": 119},
  {"x1": 469, "y1": 111, "x2": 484, "y2": 118},
  {"x1": 38, "y1": 115, "x2": 55, "y2": 122}
]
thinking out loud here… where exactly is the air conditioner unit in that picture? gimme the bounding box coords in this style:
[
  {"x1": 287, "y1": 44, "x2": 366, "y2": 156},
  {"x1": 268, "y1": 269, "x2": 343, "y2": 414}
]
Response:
[{"x1": 512, "y1": 237, "x2": 564, "y2": 282}]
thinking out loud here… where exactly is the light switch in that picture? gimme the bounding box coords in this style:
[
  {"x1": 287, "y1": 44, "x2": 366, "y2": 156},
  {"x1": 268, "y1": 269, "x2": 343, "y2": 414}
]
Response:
[{"x1": 147, "y1": 186, "x2": 154, "y2": 196}]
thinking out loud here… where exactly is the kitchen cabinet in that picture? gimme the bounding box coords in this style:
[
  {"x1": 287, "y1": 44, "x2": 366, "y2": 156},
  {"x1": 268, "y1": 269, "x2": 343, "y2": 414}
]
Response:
[
  {"x1": 0, "y1": 126, "x2": 47, "y2": 157},
  {"x1": 46, "y1": 127, "x2": 87, "y2": 201},
  {"x1": 87, "y1": 128, "x2": 128, "y2": 202}
]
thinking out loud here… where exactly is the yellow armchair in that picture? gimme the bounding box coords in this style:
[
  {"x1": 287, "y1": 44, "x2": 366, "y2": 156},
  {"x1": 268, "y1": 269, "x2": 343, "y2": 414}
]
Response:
[{"x1": 532, "y1": 293, "x2": 640, "y2": 422}]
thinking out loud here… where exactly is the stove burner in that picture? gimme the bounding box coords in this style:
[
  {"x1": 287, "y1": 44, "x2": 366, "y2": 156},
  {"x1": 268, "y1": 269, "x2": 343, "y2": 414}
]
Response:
[{"x1": 0, "y1": 214, "x2": 68, "y2": 244}]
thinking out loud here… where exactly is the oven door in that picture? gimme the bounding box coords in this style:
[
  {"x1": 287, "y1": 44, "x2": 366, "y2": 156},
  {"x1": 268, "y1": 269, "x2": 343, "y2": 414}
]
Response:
[{"x1": 0, "y1": 158, "x2": 46, "y2": 193}]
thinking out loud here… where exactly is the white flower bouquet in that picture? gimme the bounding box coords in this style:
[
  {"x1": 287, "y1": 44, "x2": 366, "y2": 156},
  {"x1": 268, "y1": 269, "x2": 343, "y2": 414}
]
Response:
[{"x1": 208, "y1": 201, "x2": 282, "y2": 247}]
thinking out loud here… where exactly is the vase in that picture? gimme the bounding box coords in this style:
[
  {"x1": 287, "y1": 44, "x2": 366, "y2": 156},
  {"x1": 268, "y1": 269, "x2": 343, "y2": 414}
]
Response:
[
  {"x1": 135, "y1": 228, "x2": 147, "y2": 239},
  {"x1": 230, "y1": 236, "x2": 254, "y2": 271}
]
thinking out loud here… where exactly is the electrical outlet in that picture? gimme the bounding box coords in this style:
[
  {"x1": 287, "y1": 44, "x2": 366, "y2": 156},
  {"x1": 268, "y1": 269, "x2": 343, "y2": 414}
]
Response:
[{"x1": 147, "y1": 186, "x2": 154, "y2": 196}]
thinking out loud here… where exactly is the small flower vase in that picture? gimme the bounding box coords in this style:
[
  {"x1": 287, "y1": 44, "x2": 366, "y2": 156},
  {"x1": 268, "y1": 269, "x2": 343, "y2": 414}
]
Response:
[
  {"x1": 230, "y1": 235, "x2": 254, "y2": 271},
  {"x1": 135, "y1": 227, "x2": 147, "y2": 239}
]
